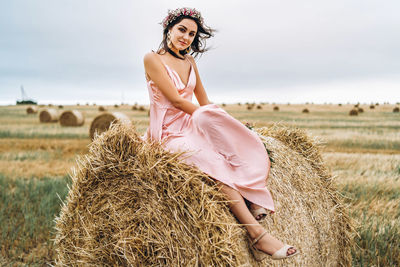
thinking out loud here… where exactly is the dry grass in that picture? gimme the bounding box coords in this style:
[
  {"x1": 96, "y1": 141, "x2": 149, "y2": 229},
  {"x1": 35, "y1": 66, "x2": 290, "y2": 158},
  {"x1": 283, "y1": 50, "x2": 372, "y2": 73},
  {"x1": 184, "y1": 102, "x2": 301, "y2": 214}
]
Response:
[
  {"x1": 59, "y1": 110, "x2": 85, "y2": 127},
  {"x1": 0, "y1": 103, "x2": 398, "y2": 265},
  {"x1": 54, "y1": 122, "x2": 352, "y2": 266}
]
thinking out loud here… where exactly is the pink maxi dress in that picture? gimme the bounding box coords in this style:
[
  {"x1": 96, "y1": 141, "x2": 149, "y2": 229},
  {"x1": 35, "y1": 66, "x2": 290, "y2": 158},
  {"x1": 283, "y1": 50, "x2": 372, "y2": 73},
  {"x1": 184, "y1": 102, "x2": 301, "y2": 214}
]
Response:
[{"x1": 144, "y1": 55, "x2": 275, "y2": 212}]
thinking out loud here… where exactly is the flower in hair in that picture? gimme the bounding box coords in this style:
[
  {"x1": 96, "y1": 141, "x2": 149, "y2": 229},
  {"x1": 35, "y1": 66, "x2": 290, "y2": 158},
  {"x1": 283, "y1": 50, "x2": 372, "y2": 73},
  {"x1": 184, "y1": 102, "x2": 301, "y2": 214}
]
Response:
[{"x1": 161, "y1": 7, "x2": 204, "y2": 29}]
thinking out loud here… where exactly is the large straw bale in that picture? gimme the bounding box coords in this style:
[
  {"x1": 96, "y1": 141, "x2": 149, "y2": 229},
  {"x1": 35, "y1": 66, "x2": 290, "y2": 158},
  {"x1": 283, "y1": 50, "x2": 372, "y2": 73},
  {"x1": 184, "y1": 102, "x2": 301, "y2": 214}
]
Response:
[
  {"x1": 26, "y1": 106, "x2": 38, "y2": 114},
  {"x1": 39, "y1": 108, "x2": 59, "y2": 122},
  {"x1": 59, "y1": 110, "x2": 85, "y2": 127},
  {"x1": 89, "y1": 112, "x2": 131, "y2": 140},
  {"x1": 54, "y1": 123, "x2": 353, "y2": 266}
]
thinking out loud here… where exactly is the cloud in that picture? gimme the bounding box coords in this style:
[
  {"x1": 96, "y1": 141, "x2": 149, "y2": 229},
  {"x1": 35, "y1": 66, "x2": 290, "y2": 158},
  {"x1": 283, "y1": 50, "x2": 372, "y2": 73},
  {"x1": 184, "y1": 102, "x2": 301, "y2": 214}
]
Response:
[{"x1": 1, "y1": 0, "x2": 399, "y2": 104}]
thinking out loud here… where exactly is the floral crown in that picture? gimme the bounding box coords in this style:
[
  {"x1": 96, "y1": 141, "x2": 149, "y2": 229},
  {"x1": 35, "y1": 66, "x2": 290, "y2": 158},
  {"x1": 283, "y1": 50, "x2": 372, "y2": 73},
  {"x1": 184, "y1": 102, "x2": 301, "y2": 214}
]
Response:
[{"x1": 161, "y1": 7, "x2": 204, "y2": 29}]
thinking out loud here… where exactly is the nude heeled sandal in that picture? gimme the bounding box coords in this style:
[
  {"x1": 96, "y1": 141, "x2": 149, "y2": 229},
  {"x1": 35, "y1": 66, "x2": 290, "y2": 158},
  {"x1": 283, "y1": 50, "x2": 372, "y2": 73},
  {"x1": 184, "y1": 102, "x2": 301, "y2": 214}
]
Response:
[{"x1": 248, "y1": 231, "x2": 300, "y2": 261}]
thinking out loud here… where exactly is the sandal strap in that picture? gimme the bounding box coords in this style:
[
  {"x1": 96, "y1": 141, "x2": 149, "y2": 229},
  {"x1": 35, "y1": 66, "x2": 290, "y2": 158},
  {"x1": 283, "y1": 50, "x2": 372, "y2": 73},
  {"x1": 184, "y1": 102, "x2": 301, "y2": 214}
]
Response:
[{"x1": 251, "y1": 231, "x2": 268, "y2": 246}]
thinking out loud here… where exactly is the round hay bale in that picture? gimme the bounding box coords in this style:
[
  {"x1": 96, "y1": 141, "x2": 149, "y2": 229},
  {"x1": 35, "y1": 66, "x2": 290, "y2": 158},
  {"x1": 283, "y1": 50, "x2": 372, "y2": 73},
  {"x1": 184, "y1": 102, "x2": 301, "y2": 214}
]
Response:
[
  {"x1": 393, "y1": 107, "x2": 399, "y2": 113},
  {"x1": 302, "y1": 108, "x2": 309, "y2": 113},
  {"x1": 60, "y1": 110, "x2": 85, "y2": 127},
  {"x1": 257, "y1": 105, "x2": 262, "y2": 109},
  {"x1": 89, "y1": 112, "x2": 131, "y2": 140},
  {"x1": 26, "y1": 106, "x2": 38, "y2": 114},
  {"x1": 114, "y1": 104, "x2": 119, "y2": 108},
  {"x1": 39, "y1": 108, "x2": 59, "y2": 123},
  {"x1": 247, "y1": 105, "x2": 253, "y2": 110},
  {"x1": 58, "y1": 105, "x2": 64, "y2": 109},
  {"x1": 338, "y1": 103, "x2": 342, "y2": 106},
  {"x1": 54, "y1": 123, "x2": 353, "y2": 266},
  {"x1": 131, "y1": 105, "x2": 138, "y2": 110},
  {"x1": 369, "y1": 105, "x2": 375, "y2": 109},
  {"x1": 357, "y1": 107, "x2": 364, "y2": 113},
  {"x1": 98, "y1": 106, "x2": 106, "y2": 112},
  {"x1": 273, "y1": 106, "x2": 279, "y2": 111},
  {"x1": 349, "y1": 109, "x2": 358, "y2": 116},
  {"x1": 138, "y1": 106, "x2": 146, "y2": 111}
]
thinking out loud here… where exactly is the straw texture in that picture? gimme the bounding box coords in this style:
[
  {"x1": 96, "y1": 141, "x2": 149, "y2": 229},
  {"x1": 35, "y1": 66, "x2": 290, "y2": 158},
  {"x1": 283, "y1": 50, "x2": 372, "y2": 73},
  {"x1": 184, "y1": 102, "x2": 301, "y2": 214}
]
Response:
[
  {"x1": 54, "y1": 122, "x2": 353, "y2": 266},
  {"x1": 59, "y1": 110, "x2": 85, "y2": 127},
  {"x1": 89, "y1": 112, "x2": 131, "y2": 140},
  {"x1": 39, "y1": 108, "x2": 59, "y2": 122}
]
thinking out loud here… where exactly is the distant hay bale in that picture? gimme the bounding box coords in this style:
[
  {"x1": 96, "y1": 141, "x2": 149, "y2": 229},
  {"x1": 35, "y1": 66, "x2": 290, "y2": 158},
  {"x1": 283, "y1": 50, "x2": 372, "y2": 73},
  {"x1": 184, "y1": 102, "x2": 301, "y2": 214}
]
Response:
[
  {"x1": 60, "y1": 110, "x2": 85, "y2": 127},
  {"x1": 357, "y1": 107, "x2": 364, "y2": 113},
  {"x1": 26, "y1": 106, "x2": 38, "y2": 114},
  {"x1": 54, "y1": 123, "x2": 353, "y2": 266},
  {"x1": 132, "y1": 105, "x2": 138, "y2": 110},
  {"x1": 114, "y1": 104, "x2": 119, "y2": 108},
  {"x1": 256, "y1": 105, "x2": 262, "y2": 109},
  {"x1": 349, "y1": 109, "x2": 358, "y2": 116},
  {"x1": 89, "y1": 112, "x2": 131, "y2": 140},
  {"x1": 247, "y1": 105, "x2": 253, "y2": 110},
  {"x1": 222, "y1": 103, "x2": 226, "y2": 107},
  {"x1": 98, "y1": 106, "x2": 106, "y2": 112},
  {"x1": 237, "y1": 102, "x2": 241, "y2": 106},
  {"x1": 302, "y1": 108, "x2": 310, "y2": 113},
  {"x1": 273, "y1": 106, "x2": 279, "y2": 111},
  {"x1": 138, "y1": 106, "x2": 146, "y2": 111},
  {"x1": 58, "y1": 105, "x2": 64, "y2": 109},
  {"x1": 369, "y1": 105, "x2": 375, "y2": 109},
  {"x1": 338, "y1": 103, "x2": 342, "y2": 106},
  {"x1": 39, "y1": 108, "x2": 59, "y2": 123},
  {"x1": 393, "y1": 107, "x2": 399, "y2": 113}
]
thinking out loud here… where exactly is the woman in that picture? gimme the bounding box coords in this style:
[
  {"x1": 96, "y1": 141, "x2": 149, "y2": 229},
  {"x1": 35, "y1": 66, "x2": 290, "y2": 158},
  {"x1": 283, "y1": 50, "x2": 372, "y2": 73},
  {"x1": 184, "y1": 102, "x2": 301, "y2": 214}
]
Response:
[{"x1": 143, "y1": 7, "x2": 299, "y2": 261}]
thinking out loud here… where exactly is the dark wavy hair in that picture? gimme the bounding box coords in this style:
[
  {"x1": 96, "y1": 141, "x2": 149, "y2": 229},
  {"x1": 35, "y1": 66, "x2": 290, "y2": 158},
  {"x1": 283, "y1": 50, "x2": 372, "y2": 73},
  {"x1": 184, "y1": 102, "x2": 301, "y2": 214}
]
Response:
[{"x1": 157, "y1": 14, "x2": 217, "y2": 59}]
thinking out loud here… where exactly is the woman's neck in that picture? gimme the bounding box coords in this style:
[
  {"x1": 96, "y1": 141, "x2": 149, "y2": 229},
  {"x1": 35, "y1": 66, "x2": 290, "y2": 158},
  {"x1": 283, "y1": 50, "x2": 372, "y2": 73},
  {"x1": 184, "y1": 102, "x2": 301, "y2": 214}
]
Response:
[{"x1": 167, "y1": 47, "x2": 185, "y2": 60}]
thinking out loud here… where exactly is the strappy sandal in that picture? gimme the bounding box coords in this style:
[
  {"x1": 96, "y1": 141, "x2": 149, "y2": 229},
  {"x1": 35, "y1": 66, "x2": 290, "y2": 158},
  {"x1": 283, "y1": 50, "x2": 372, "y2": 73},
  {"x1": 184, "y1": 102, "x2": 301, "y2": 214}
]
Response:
[
  {"x1": 250, "y1": 207, "x2": 268, "y2": 221},
  {"x1": 248, "y1": 231, "x2": 300, "y2": 261}
]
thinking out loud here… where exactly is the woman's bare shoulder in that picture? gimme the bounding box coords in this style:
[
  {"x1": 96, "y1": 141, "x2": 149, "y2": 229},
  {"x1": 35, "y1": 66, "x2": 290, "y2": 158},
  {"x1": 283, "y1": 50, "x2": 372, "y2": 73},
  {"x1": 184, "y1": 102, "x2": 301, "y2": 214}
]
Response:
[{"x1": 143, "y1": 51, "x2": 158, "y2": 65}]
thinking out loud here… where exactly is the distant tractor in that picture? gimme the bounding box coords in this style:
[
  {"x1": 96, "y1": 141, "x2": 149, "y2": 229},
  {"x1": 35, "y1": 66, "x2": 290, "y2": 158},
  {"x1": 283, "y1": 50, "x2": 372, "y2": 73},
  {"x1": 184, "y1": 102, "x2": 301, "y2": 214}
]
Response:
[{"x1": 16, "y1": 85, "x2": 37, "y2": 105}]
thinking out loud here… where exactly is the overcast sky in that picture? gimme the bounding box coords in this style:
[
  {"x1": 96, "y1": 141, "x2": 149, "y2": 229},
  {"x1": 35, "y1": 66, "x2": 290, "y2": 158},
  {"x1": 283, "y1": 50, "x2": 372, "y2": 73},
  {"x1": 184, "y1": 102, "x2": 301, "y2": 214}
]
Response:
[{"x1": 1, "y1": 0, "x2": 399, "y2": 105}]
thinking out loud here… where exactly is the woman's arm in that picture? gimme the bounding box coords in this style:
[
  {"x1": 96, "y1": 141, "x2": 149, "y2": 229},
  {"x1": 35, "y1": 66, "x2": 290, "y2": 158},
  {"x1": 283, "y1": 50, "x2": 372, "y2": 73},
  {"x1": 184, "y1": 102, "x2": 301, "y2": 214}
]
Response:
[
  {"x1": 187, "y1": 55, "x2": 212, "y2": 106},
  {"x1": 143, "y1": 52, "x2": 198, "y2": 114}
]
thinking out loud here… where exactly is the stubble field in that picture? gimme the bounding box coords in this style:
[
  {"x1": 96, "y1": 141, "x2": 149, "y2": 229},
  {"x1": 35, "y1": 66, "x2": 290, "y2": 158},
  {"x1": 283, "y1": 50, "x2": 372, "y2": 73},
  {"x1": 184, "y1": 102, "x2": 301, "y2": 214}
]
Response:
[{"x1": 0, "y1": 103, "x2": 399, "y2": 266}]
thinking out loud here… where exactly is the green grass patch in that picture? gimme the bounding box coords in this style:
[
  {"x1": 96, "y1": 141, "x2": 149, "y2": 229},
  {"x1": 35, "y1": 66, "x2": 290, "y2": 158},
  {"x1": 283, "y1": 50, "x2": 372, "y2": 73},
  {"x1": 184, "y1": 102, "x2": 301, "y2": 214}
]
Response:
[
  {"x1": 0, "y1": 151, "x2": 55, "y2": 161},
  {"x1": 350, "y1": 211, "x2": 400, "y2": 266},
  {"x1": 340, "y1": 183, "x2": 400, "y2": 266},
  {"x1": 0, "y1": 174, "x2": 70, "y2": 264},
  {"x1": 0, "y1": 130, "x2": 88, "y2": 139},
  {"x1": 340, "y1": 182, "x2": 400, "y2": 204},
  {"x1": 327, "y1": 139, "x2": 400, "y2": 151}
]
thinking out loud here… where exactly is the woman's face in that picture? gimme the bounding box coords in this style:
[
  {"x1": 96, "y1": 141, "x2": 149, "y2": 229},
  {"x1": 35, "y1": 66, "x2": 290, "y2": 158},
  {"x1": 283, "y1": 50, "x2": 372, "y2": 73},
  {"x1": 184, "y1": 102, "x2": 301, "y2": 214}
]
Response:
[{"x1": 169, "y1": 18, "x2": 198, "y2": 51}]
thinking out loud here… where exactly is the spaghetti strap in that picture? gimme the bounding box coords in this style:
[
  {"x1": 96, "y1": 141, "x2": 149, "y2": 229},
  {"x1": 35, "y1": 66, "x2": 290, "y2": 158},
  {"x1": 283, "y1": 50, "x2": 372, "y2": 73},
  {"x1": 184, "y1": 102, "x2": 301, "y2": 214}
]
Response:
[{"x1": 144, "y1": 49, "x2": 275, "y2": 213}]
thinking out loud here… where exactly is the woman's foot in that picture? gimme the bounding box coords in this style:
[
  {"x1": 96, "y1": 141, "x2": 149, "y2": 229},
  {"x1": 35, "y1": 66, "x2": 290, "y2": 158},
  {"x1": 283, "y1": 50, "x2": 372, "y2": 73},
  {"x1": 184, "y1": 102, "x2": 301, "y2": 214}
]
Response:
[{"x1": 250, "y1": 229, "x2": 297, "y2": 257}]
